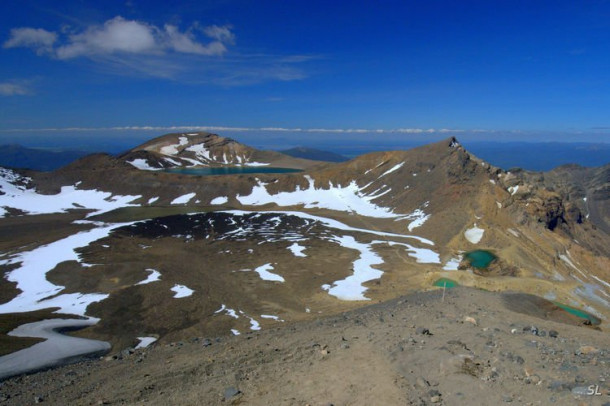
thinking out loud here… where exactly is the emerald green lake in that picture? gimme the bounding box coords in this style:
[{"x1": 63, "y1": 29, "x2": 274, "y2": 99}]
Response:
[
  {"x1": 553, "y1": 302, "x2": 601, "y2": 325},
  {"x1": 164, "y1": 167, "x2": 302, "y2": 176},
  {"x1": 433, "y1": 278, "x2": 459, "y2": 288},
  {"x1": 464, "y1": 250, "x2": 497, "y2": 269}
]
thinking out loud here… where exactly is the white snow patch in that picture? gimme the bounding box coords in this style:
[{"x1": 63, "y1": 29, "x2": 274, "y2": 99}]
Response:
[
  {"x1": 224, "y1": 210, "x2": 434, "y2": 246},
  {"x1": 185, "y1": 144, "x2": 211, "y2": 161},
  {"x1": 210, "y1": 196, "x2": 228, "y2": 205},
  {"x1": 171, "y1": 192, "x2": 196, "y2": 205},
  {"x1": 171, "y1": 284, "x2": 194, "y2": 298},
  {"x1": 236, "y1": 176, "x2": 400, "y2": 219},
  {"x1": 496, "y1": 201, "x2": 502, "y2": 208},
  {"x1": 261, "y1": 314, "x2": 284, "y2": 322},
  {"x1": 253, "y1": 263, "x2": 285, "y2": 282},
  {"x1": 0, "y1": 169, "x2": 141, "y2": 218},
  {"x1": 375, "y1": 241, "x2": 440, "y2": 264},
  {"x1": 508, "y1": 185, "x2": 519, "y2": 195},
  {"x1": 147, "y1": 196, "x2": 159, "y2": 204},
  {"x1": 507, "y1": 228, "x2": 520, "y2": 238},
  {"x1": 128, "y1": 159, "x2": 160, "y2": 171},
  {"x1": 231, "y1": 329, "x2": 241, "y2": 336},
  {"x1": 288, "y1": 242, "x2": 307, "y2": 257},
  {"x1": 243, "y1": 161, "x2": 270, "y2": 167},
  {"x1": 239, "y1": 311, "x2": 261, "y2": 331},
  {"x1": 464, "y1": 225, "x2": 485, "y2": 244},
  {"x1": 160, "y1": 137, "x2": 188, "y2": 155},
  {"x1": 379, "y1": 162, "x2": 404, "y2": 178},
  {"x1": 135, "y1": 336, "x2": 157, "y2": 349},
  {"x1": 322, "y1": 235, "x2": 384, "y2": 301},
  {"x1": 215, "y1": 304, "x2": 239, "y2": 319},
  {"x1": 136, "y1": 269, "x2": 161, "y2": 285},
  {"x1": 443, "y1": 256, "x2": 462, "y2": 271},
  {"x1": 0, "y1": 223, "x2": 131, "y2": 316},
  {"x1": 404, "y1": 208, "x2": 430, "y2": 232}
]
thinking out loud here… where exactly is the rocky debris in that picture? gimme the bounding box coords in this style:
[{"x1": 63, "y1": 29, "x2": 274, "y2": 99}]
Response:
[{"x1": 0, "y1": 288, "x2": 607, "y2": 405}]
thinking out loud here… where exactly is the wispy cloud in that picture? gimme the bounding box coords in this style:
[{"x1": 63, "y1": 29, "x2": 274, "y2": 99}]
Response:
[
  {"x1": 5, "y1": 17, "x2": 233, "y2": 59},
  {"x1": 0, "y1": 125, "x2": 467, "y2": 134},
  {"x1": 3, "y1": 28, "x2": 57, "y2": 55},
  {"x1": 0, "y1": 79, "x2": 34, "y2": 96},
  {"x1": 3, "y1": 17, "x2": 312, "y2": 85}
]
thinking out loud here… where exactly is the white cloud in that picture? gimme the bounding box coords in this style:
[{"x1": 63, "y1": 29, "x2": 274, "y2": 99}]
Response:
[
  {"x1": 3, "y1": 28, "x2": 57, "y2": 55},
  {"x1": 6, "y1": 16, "x2": 234, "y2": 60},
  {"x1": 0, "y1": 125, "x2": 468, "y2": 134},
  {"x1": 56, "y1": 17, "x2": 158, "y2": 59},
  {"x1": 3, "y1": 18, "x2": 314, "y2": 84},
  {"x1": 164, "y1": 24, "x2": 227, "y2": 56},
  {"x1": 0, "y1": 80, "x2": 32, "y2": 96},
  {"x1": 203, "y1": 25, "x2": 235, "y2": 44}
]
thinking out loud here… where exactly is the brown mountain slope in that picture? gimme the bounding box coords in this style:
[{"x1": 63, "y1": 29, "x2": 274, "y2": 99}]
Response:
[
  {"x1": 1, "y1": 135, "x2": 608, "y2": 362},
  {"x1": 119, "y1": 132, "x2": 323, "y2": 170}
]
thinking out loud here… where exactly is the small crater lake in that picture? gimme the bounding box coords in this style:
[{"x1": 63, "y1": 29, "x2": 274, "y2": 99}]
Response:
[
  {"x1": 464, "y1": 250, "x2": 497, "y2": 269},
  {"x1": 163, "y1": 167, "x2": 303, "y2": 176}
]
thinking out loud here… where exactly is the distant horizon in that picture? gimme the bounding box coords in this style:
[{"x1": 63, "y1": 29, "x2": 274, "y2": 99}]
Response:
[
  {"x1": 0, "y1": 128, "x2": 608, "y2": 172},
  {"x1": 2, "y1": 1, "x2": 610, "y2": 143}
]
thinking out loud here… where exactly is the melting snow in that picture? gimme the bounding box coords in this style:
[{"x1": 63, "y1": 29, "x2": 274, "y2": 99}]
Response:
[
  {"x1": 375, "y1": 241, "x2": 440, "y2": 264},
  {"x1": 136, "y1": 269, "x2": 161, "y2": 285},
  {"x1": 211, "y1": 196, "x2": 228, "y2": 205},
  {"x1": 379, "y1": 162, "x2": 404, "y2": 178},
  {"x1": 508, "y1": 185, "x2": 519, "y2": 195},
  {"x1": 443, "y1": 256, "x2": 462, "y2": 271},
  {"x1": 215, "y1": 304, "x2": 239, "y2": 319},
  {"x1": 322, "y1": 235, "x2": 384, "y2": 301},
  {"x1": 253, "y1": 263, "x2": 285, "y2": 282},
  {"x1": 404, "y1": 208, "x2": 430, "y2": 232},
  {"x1": 135, "y1": 336, "x2": 157, "y2": 349},
  {"x1": 171, "y1": 192, "x2": 196, "y2": 205},
  {"x1": 0, "y1": 223, "x2": 131, "y2": 316},
  {"x1": 237, "y1": 176, "x2": 401, "y2": 218},
  {"x1": 260, "y1": 314, "x2": 284, "y2": 322},
  {"x1": 464, "y1": 225, "x2": 485, "y2": 244},
  {"x1": 231, "y1": 329, "x2": 241, "y2": 336},
  {"x1": 224, "y1": 210, "x2": 434, "y2": 245},
  {"x1": 171, "y1": 284, "x2": 194, "y2": 298},
  {"x1": 0, "y1": 169, "x2": 141, "y2": 218},
  {"x1": 288, "y1": 242, "x2": 307, "y2": 257},
  {"x1": 128, "y1": 159, "x2": 160, "y2": 171},
  {"x1": 160, "y1": 137, "x2": 188, "y2": 155}
]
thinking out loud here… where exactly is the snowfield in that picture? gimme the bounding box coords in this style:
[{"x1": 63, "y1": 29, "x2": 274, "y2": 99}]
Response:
[
  {"x1": 237, "y1": 175, "x2": 400, "y2": 218},
  {"x1": 253, "y1": 263, "x2": 285, "y2": 282},
  {"x1": 136, "y1": 269, "x2": 161, "y2": 285},
  {"x1": 0, "y1": 223, "x2": 132, "y2": 316},
  {"x1": 322, "y1": 235, "x2": 383, "y2": 301},
  {"x1": 171, "y1": 192, "x2": 196, "y2": 205},
  {"x1": 211, "y1": 196, "x2": 229, "y2": 205},
  {"x1": 288, "y1": 242, "x2": 307, "y2": 257},
  {"x1": 171, "y1": 284, "x2": 194, "y2": 298},
  {"x1": 0, "y1": 169, "x2": 141, "y2": 218},
  {"x1": 464, "y1": 225, "x2": 485, "y2": 244}
]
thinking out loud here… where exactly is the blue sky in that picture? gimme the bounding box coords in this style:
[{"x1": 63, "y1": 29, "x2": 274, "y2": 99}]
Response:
[{"x1": 1, "y1": 0, "x2": 610, "y2": 149}]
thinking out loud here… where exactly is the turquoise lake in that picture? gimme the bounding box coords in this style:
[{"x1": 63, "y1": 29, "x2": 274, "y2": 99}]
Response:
[
  {"x1": 464, "y1": 250, "x2": 497, "y2": 269},
  {"x1": 164, "y1": 167, "x2": 303, "y2": 176}
]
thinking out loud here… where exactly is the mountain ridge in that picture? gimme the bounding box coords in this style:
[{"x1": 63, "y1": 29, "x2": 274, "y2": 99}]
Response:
[{"x1": 0, "y1": 133, "x2": 608, "y2": 383}]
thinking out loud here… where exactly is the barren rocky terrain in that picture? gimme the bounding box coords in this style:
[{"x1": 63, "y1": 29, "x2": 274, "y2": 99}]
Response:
[
  {"x1": 0, "y1": 133, "x2": 608, "y2": 404},
  {"x1": 0, "y1": 288, "x2": 608, "y2": 405}
]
